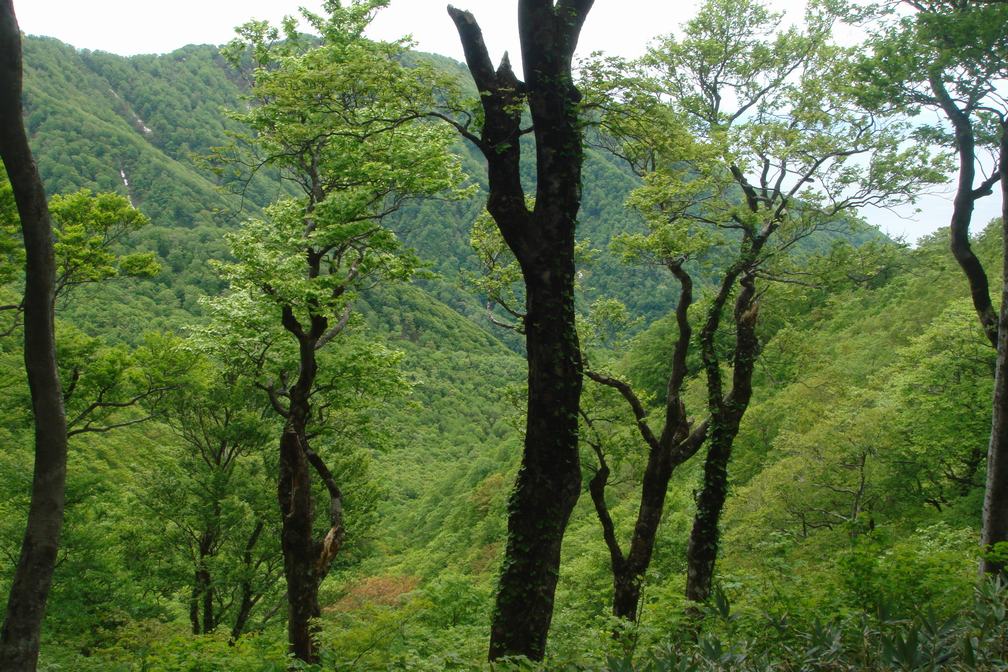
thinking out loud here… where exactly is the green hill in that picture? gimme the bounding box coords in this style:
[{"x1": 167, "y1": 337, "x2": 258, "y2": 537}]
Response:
[{"x1": 1, "y1": 29, "x2": 998, "y2": 672}]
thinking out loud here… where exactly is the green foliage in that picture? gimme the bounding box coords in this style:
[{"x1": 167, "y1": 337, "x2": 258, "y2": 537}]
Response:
[
  {"x1": 2, "y1": 2, "x2": 1005, "y2": 669},
  {"x1": 49, "y1": 189, "x2": 159, "y2": 295}
]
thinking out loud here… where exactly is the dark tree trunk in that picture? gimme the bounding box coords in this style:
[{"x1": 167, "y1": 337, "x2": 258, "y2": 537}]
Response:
[
  {"x1": 685, "y1": 272, "x2": 759, "y2": 603},
  {"x1": 490, "y1": 272, "x2": 583, "y2": 659},
  {"x1": 589, "y1": 418, "x2": 690, "y2": 623},
  {"x1": 584, "y1": 261, "x2": 709, "y2": 626},
  {"x1": 981, "y1": 121, "x2": 1008, "y2": 574},
  {"x1": 685, "y1": 433, "x2": 732, "y2": 603},
  {"x1": 448, "y1": 0, "x2": 594, "y2": 661},
  {"x1": 275, "y1": 310, "x2": 344, "y2": 664},
  {"x1": 0, "y1": 3, "x2": 69, "y2": 670},
  {"x1": 188, "y1": 528, "x2": 217, "y2": 634},
  {"x1": 606, "y1": 446, "x2": 678, "y2": 622},
  {"x1": 193, "y1": 567, "x2": 214, "y2": 634},
  {"x1": 931, "y1": 73, "x2": 999, "y2": 347},
  {"x1": 202, "y1": 579, "x2": 214, "y2": 634},
  {"x1": 278, "y1": 418, "x2": 319, "y2": 663},
  {"x1": 189, "y1": 581, "x2": 200, "y2": 635},
  {"x1": 278, "y1": 329, "x2": 320, "y2": 664}
]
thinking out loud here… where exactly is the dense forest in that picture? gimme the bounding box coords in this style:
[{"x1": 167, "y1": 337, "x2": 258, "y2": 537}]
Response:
[{"x1": 1, "y1": 0, "x2": 1007, "y2": 670}]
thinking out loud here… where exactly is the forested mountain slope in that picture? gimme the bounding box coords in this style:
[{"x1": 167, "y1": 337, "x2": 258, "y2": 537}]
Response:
[
  {"x1": 1, "y1": 27, "x2": 1003, "y2": 672},
  {"x1": 20, "y1": 36, "x2": 867, "y2": 333}
]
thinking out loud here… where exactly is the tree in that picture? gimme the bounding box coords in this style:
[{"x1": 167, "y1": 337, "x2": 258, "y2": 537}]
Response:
[
  {"x1": 47, "y1": 189, "x2": 159, "y2": 302},
  {"x1": 139, "y1": 349, "x2": 282, "y2": 642},
  {"x1": 583, "y1": 0, "x2": 942, "y2": 607},
  {"x1": 442, "y1": 1, "x2": 595, "y2": 660},
  {"x1": 858, "y1": 0, "x2": 1007, "y2": 346},
  {"x1": 0, "y1": 2, "x2": 68, "y2": 668},
  {"x1": 857, "y1": 0, "x2": 1008, "y2": 574},
  {"x1": 987, "y1": 110, "x2": 1008, "y2": 572},
  {"x1": 579, "y1": 279, "x2": 709, "y2": 623},
  {"x1": 0, "y1": 180, "x2": 160, "y2": 334},
  {"x1": 214, "y1": 2, "x2": 464, "y2": 661}
]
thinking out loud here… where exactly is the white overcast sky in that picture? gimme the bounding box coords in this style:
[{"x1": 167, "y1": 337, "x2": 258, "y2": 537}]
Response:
[{"x1": 11, "y1": 0, "x2": 1003, "y2": 242}]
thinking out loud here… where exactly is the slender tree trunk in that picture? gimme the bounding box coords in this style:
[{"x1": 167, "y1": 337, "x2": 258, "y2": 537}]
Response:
[
  {"x1": 586, "y1": 452, "x2": 649, "y2": 623},
  {"x1": 616, "y1": 448, "x2": 676, "y2": 619},
  {"x1": 189, "y1": 581, "x2": 200, "y2": 635},
  {"x1": 278, "y1": 410, "x2": 320, "y2": 663},
  {"x1": 685, "y1": 430, "x2": 733, "y2": 603},
  {"x1": 230, "y1": 520, "x2": 265, "y2": 643},
  {"x1": 686, "y1": 274, "x2": 759, "y2": 603},
  {"x1": 981, "y1": 121, "x2": 1008, "y2": 574},
  {"x1": 931, "y1": 73, "x2": 999, "y2": 346},
  {"x1": 188, "y1": 529, "x2": 217, "y2": 634},
  {"x1": 0, "y1": 3, "x2": 69, "y2": 670}
]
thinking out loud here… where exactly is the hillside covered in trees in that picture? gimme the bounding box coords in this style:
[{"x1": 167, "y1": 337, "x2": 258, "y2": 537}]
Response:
[{"x1": 1, "y1": 0, "x2": 1007, "y2": 670}]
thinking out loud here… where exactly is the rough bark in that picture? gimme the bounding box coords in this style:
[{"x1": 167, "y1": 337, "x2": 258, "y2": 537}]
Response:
[
  {"x1": 981, "y1": 121, "x2": 1008, "y2": 574},
  {"x1": 448, "y1": 1, "x2": 593, "y2": 660},
  {"x1": 584, "y1": 266, "x2": 709, "y2": 624},
  {"x1": 278, "y1": 418, "x2": 319, "y2": 662},
  {"x1": 685, "y1": 273, "x2": 759, "y2": 603},
  {"x1": 0, "y1": 3, "x2": 70, "y2": 670},
  {"x1": 277, "y1": 309, "x2": 344, "y2": 664}
]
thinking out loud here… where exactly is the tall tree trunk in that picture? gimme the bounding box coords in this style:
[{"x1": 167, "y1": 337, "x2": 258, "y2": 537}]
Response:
[
  {"x1": 275, "y1": 317, "x2": 343, "y2": 665},
  {"x1": 278, "y1": 410, "x2": 320, "y2": 663},
  {"x1": 0, "y1": 3, "x2": 69, "y2": 670},
  {"x1": 686, "y1": 274, "x2": 759, "y2": 603},
  {"x1": 448, "y1": 1, "x2": 594, "y2": 661},
  {"x1": 981, "y1": 121, "x2": 1008, "y2": 574},
  {"x1": 931, "y1": 73, "x2": 999, "y2": 346},
  {"x1": 198, "y1": 530, "x2": 216, "y2": 634},
  {"x1": 489, "y1": 269, "x2": 583, "y2": 659}
]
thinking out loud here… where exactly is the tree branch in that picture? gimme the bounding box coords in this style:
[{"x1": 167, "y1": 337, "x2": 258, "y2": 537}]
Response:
[
  {"x1": 303, "y1": 446, "x2": 343, "y2": 576},
  {"x1": 584, "y1": 370, "x2": 660, "y2": 451}
]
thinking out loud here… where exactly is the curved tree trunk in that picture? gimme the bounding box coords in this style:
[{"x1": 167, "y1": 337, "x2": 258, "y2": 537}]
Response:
[
  {"x1": 230, "y1": 520, "x2": 265, "y2": 643},
  {"x1": 930, "y1": 73, "x2": 999, "y2": 347},
  {"x1": 686, "y1": 274, "x2": 759, "y2": 603},
  {"x1": 611, "y1": 448, "x2": 674, "y2": 621},
  {"x1": 584, "y1": 265, "x2": 707, "y2": 626},
  {"x1": 0, "y1": 3, "x2": 69, "y2": 670},
  {"x1": 981, "y1": 121, "x2": 1008, "y2": 574}
]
